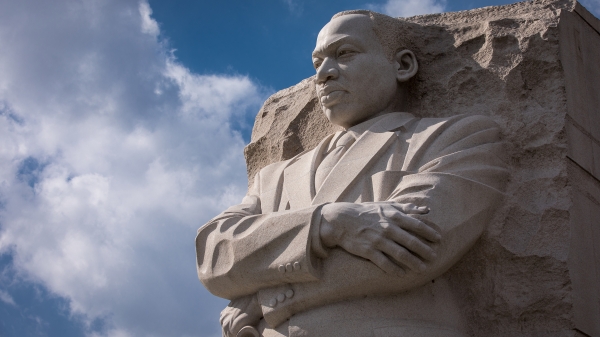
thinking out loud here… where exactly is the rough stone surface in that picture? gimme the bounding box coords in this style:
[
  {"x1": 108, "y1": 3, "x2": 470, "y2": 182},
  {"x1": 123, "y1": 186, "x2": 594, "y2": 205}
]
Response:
[
  {"x1": 243, "y1": 1, "x2": 600, "y2": 336},
  {"x1": 244, "y1": 77, "x2": 342, "y2": 187}
]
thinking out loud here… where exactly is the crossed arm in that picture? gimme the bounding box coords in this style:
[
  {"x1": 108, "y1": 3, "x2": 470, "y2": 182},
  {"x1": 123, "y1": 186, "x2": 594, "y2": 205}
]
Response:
[
  {"x1": 198, "y1": 115, "x2": 509, "y2": 336},
  {"x1": 207, "y1": 198, "x2": 437, "y2": 337}
]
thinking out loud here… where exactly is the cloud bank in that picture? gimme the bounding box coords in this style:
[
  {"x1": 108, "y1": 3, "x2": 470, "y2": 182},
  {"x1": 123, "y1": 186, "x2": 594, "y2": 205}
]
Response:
[
  {"x1": 367, "y1": 0, "x2": 447, "y2": 17},
  {"x1": 0, "y1": 0, "x2": 267, "y2": 336}
]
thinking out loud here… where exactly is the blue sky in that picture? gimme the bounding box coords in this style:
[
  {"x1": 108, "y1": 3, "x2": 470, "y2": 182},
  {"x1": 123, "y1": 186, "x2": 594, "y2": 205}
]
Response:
[{"x1": 0, "y1": 0, "x2": 598, "y2": 337}]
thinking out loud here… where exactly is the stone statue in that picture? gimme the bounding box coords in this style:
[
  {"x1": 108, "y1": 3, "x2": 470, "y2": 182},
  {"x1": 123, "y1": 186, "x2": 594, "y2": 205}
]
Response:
[{"x1": 196, "y1": 10, "x2": 508, "y2": 337}]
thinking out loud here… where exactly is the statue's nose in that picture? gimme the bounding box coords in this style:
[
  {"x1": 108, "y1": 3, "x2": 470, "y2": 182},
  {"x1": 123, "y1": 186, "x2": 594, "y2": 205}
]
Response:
[{"x1": 316, "y1": 58, "x2": 339, "y2": 83}]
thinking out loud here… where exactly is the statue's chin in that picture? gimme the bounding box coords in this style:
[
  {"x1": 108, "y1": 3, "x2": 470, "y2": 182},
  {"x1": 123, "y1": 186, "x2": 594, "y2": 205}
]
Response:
[
  {"x1": 325, "y1": 106, "x2": 386, "y2": 129},
  {"x1": 324, "y1": 108, "x2": 353, "y2": 129}
]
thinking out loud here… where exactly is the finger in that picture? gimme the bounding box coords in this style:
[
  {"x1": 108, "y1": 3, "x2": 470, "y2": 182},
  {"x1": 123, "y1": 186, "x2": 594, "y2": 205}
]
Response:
[
  {"x1": 377, "y1": 239, "x2": 428, "y2": 271},
  {"x1": 393, "y1": 203, "x2": 429, "y2": 214},
  {"x1": 222, "y1": 321, "x2": 234, "y2": 337},
  {"x1": 383, "y1": 224, "x2": 437, "y2": 261},
  {"x1": 369, "y1": 250, "x2": 406, "y2": 276},
  {"x1": 220, "y1": 310, "x2": 234, "y2": 337},
  {"x1": 388, "y1": 213, "x2": 441, "y2": 242},
  {"x1": 231, "y1": 313, "x2": 255, "y2": 336}
]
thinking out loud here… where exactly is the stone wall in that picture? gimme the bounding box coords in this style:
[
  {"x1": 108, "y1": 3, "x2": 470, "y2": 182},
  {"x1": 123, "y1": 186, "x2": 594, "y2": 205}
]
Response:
[
  {"x1": 243, "y1": 1, "x2": 600, "y2": 335},
  {"x1": 560, "y1": 3, "x2": 600, "y2": 336}
]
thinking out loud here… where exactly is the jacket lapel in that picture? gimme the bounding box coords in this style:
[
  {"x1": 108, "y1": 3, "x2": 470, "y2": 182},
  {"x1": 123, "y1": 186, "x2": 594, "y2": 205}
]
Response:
[
  {"x1": 283, "y1": 134, "x2": 334, "y2": 209},
  {"x1": 311, "y1": 112, "x2": 415, "y2": 205},
  {"x1": 401, "y1": 117, "x2": 451, "y2": 172}
]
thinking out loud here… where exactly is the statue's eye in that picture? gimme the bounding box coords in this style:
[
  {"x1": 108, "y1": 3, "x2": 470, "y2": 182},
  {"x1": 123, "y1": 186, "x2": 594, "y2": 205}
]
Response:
[
  {"x1": 337, "y1": 49, "x2": 354, "y2": 58},
  {"x1": 313, "y1": 60, "x2": 322, "y2": 69}
]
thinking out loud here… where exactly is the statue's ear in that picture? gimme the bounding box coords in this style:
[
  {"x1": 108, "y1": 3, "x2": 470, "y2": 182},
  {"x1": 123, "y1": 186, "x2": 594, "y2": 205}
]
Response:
[{"x1": 395, "y1": 50, "x2": 418, "y2": 82}]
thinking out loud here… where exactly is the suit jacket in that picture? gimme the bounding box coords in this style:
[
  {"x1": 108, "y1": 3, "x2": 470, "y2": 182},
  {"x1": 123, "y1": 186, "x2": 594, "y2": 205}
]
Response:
[{"x1": 196, "y1": 112, "x2": 508, "y2": 337}]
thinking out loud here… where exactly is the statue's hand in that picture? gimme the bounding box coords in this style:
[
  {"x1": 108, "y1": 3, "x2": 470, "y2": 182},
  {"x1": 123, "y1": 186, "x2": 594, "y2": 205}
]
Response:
[
  {"x1": 319, "y1": 202, "x2": 440, "y2": 276},
  {"x1": 220, "y1": 294, "x2": 262, "y2": 337}
]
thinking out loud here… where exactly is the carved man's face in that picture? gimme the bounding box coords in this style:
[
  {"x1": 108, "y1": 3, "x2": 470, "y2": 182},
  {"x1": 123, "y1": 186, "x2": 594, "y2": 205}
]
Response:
[{"x1": 312, "y1": 14, "x2": 399, "y2": 129}]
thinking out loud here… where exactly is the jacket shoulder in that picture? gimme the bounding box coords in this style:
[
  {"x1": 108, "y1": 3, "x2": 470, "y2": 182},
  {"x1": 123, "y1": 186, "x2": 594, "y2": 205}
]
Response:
[
  {"x1": 413, "y1": 114, "x2": 502, "y2": 146},
  {"x1": 257, "y1": 147, "x2": 314, "y2": 178},
  {"x1": 419, "y1": 113, "x2": 500, "y2": 130}
]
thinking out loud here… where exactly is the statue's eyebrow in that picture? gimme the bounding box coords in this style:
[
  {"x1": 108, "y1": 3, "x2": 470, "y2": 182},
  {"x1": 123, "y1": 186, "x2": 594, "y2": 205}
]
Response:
[{"x1": 312, "y1": 36, "x2": 350, "y2": 58}]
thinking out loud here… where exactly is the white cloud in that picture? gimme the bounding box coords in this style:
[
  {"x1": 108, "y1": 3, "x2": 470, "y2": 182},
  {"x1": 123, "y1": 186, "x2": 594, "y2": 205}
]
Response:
[
  {"x1": 367, "y1": 0, "x2": 447, "y2": 17},
  {"x1": 0, "y1": 289, "x2": 16, "y2": 306},
  {"x1": 139, "y1": 1, "x2": 160, "y2": 37},
  {"x1": 282, "y1": 0, "x2": 303, "y2": 15},
  {"x1": 0, "y1": 0, "x2": 267, "y2": 336}
]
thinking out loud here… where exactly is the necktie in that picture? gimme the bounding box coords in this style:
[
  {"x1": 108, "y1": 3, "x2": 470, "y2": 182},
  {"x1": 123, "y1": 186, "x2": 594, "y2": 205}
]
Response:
[{"x1": 315, "y1": 131, "x2": 356, "y2": 192}]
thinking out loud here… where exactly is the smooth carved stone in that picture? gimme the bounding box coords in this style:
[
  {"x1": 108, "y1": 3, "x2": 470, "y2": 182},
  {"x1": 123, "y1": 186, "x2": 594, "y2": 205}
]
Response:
[
  {"x1": 199, "y1": 1, "x2": 600, "y2": 337},
  {"x1": 237, "y1": 326, "x2": 260, "y2": 337}
]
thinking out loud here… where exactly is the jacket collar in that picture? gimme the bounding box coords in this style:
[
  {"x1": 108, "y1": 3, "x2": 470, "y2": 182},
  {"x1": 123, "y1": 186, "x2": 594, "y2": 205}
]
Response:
[
  {"x1": 282, "y1": 112, "x2": 415, "y2": 208},
  {"x1": 311, "y1": 112, "x2": 415, "y2": 205}
]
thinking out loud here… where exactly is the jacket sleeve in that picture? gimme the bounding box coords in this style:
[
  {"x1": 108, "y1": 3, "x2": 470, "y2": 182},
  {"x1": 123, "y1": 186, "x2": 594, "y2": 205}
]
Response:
[
  {"x1": 256, "y1": 114, "x2": 510, "y2": 328},
  {"x1": 195, "y1": 165, "x2": 324, "y2": 300}
]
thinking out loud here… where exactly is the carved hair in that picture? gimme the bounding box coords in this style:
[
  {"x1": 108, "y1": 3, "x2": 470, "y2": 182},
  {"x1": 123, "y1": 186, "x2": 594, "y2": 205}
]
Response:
[{"x1": 331, "y1": 10, "x2": 416, "y2": 61}]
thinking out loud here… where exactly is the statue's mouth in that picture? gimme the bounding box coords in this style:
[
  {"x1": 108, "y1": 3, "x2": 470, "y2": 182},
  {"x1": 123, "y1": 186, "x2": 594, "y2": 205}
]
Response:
[
  {"x1": 319, "y1": 84, "x2": 346, "y2": 96},
  {"x1": 320, "y1": 90, "x2": 345, "y2": 107},
  {"x1": 319, "y1": 84, "x2": 347, "y2": 107}
]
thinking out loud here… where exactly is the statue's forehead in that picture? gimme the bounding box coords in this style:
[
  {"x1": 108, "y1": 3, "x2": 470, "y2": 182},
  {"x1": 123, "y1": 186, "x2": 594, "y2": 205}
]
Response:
[{"x1": 315, "y1": 14, "x2": 376, "y2": 48}]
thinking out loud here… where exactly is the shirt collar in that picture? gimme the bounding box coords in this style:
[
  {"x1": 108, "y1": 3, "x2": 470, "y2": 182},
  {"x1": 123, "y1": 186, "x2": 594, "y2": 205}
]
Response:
[{"x1": 346, "y1": 112, "x2": 412, "y2": 139}]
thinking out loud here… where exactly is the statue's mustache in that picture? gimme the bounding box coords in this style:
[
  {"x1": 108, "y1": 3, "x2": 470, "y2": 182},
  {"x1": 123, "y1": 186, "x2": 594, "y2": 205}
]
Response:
[{"x1": 318, "y1": 83, "x2": 347, "y2": 97}]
